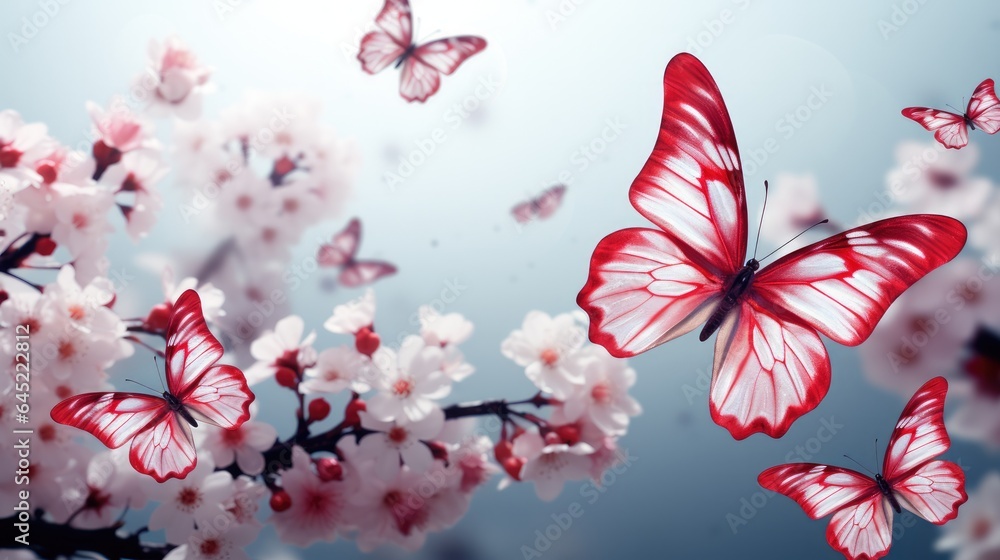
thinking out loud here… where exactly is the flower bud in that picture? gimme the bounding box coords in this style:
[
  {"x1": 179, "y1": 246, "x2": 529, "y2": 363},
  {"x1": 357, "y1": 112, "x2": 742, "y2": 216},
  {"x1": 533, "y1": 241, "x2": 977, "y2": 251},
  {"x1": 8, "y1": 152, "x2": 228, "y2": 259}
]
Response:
[
  {"x1": 355, "y1": 327, "x2": 381, "y2": 357},
  {"x1": 315, "y1": 457, "x2": 343, "y2": 481},
  {"x1": 308, "y1": 398, "x2": 331, "y2": 422},
  {"x1": 269, "y1": 489, "x2": 292, "y2": 512},
  {"x1": 275, "y1": 367, "x2": 299, "y2": 389}
]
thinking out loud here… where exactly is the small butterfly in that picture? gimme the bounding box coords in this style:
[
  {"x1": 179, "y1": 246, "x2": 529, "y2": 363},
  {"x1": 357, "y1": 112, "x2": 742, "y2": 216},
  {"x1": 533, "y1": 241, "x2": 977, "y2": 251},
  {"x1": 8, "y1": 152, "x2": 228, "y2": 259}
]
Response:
[
  {"x1": 511, "y1": 184, "x2": 566, "y2": 224},
  {"x1": 577, "y1": 53, "x2": 967, "y2": 439},
  {"x1": 902, "y1": 79, "x2": 1000, "y2": 149},
  {"x1": 317, "y1": 218, "x2": 397, "y2": 288},
  {"x1": 51, "y1": 290, "x2": 254, "y2": 482},
  {"x1": 759, "y1": 377, "x2": 967, "y2": 560},
  {"x1": 358, "y1": 0, "x2": 487, "y2": 103}
]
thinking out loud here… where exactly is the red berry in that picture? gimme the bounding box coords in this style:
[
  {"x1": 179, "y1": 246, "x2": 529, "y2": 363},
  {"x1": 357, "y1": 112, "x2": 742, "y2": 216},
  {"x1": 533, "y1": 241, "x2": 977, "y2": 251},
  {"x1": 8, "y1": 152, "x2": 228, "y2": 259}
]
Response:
[
  {"x1": 308, "y1": 398, "x2": 331, "y2": 422},
  {"x1": 355, "y1": 327, "x2": 380, "y2": 357},
  {"x1": 92, "y1": 140, "x2": 122, "y2": 166},
  {"x1": 345, "y1": 398, "x2": 366, "y2": 426},
  {"x1": 502, "y1": 457, "x2": 525, "y2": 481},
  {"x1": 269, "y1": 490, "x2": 292, "y2": 512},
  {"x1": 144, "y1": 303, "x2": 172, "y2": 332},
  {"x1": 36, "y1": 161, "x2": 58, "y2": 184},
  {"x1": 493, "y1": 440, "x2": 513, "y2": 462},
  {"x1": 315, "y1": 457, "x2": 343, "y2": 481},
  {"x1": 34, "y1": 237, "x2": 57, "y2": 257},
  {"x1": 554, "y1": 424, "x2": 581, "y2": 446},
  {"x1": 275, "y1": 367, "x2": 299, "y2": 389}
]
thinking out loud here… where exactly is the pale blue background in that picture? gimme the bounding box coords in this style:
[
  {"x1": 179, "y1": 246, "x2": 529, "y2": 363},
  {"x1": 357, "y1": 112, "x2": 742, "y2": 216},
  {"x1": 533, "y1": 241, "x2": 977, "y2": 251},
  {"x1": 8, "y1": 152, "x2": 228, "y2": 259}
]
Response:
[{"x1": 2, "y1": 0, "x2": 998, "y2": 558}]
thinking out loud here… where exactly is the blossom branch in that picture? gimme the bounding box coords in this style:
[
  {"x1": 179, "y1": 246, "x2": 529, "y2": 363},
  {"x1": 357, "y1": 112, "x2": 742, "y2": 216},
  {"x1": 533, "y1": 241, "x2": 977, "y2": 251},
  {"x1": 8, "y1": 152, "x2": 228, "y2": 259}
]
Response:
[{"x1": 0, "y1": 513, "x2": 174, "y2": 559}]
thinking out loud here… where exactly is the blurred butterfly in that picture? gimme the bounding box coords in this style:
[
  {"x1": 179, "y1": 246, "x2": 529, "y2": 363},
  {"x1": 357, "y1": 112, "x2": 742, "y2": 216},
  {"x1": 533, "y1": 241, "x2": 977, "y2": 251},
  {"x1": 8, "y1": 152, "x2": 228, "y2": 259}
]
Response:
[
  {"x1": 358, "y1": 0, "x2": 487, "y2": 103},
  {"x1": 902, "y1": 79, "x2": 1000, "y2": 149},
  {"x1": 577, "y1": 53, "x2": 966, "y2": 439},
  {"x1": 512, "y1": 184, "x2": 566, "y2": 224},
  {"x1": 759, "y1": 377, "x2": 967, "y2": 560},
  {"x1": 318, "y1": 218, "x2": 397, "y2": 287},
  {"x1": 51, "y1": 290, "x2": 254, "y2": 482}
]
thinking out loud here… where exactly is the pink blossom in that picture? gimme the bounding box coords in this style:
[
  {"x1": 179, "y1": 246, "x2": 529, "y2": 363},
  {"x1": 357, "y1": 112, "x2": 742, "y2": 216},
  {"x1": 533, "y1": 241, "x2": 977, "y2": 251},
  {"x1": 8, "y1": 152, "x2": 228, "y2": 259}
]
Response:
[
  {"x1": 358, "y1": 407, "x2": 445, "y2": 480},
  {"x1": 0, "y1": 109, "x2": 48, "y2": 189},
  {"x1": 367, "y1": 336, "x2": 451, "y2": 423},
  {"x1": 100, "y1": 151, "x2": 167, "y2": 241},
  {"x1": 302, "y1": 345, "x2": 373, "y2": 394},
  {"x1": 199, "y1": 418, "x2": 277, "y2": 476},
  {"x1": 142, "y1": 37, "x2": 212, "y2": 120},
  {"x1": 935, "y1": 472, "x2": 1000, "y2": 560},
  {"x1": 270, "y1": 446, "x2": 350, "y2": 547},
  {"x1": 501, "y1": 311, "x2": 587, "y2": 398},
  {"x1": 886, "y1": 141, "x2": 994, "y2": 220},
  {"x1": 246, "y1": 315, "x2": 317, "y2": 385},
  {"x1": 419, "y1": 306, "x2": 474, "y2": 347},
  {"x1": 87, "y1": 98, "x2": 155, "y2": 154},
  {"x1": 561, "y1": 346, "x2": 642, "y2": 436},
  {"x1": 164, "y1": 524, "x2": 256, "y2": 560},
  {"x1": 147, "y1": 460, "x2": 235, "y2": 545},
  {"x1": 324, "y1": 288, "x2": 375, "y2": 335},
  {"x1": 511, "y1": 430, "x2": 594, "y2": 501}
]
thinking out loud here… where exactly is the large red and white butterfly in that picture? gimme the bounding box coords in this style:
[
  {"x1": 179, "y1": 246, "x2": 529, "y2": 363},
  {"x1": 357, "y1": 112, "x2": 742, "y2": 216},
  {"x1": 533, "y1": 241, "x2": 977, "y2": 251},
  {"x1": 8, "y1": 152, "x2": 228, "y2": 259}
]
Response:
[
  {"x1": 358, "y1": 0, "x2": 487, "y2": 103},
  {"x1": 759, "y1": 377, "x2": 967, "y2": 560},
  {"x1": 577, "y1": 53, "x2": 967, "y2": 439},
  {"x1": 511, "y1": 184, "x2": 567, "y2": 224},
  {"x1": 51, "y1": 289, "x2": 254, "y2": 482},
  {"x1": 902, "y1": 78, "x2": 1000, "y2": 149},
  {"x1": 317, "y1": 218, "x2": 397, "y2": 288}
]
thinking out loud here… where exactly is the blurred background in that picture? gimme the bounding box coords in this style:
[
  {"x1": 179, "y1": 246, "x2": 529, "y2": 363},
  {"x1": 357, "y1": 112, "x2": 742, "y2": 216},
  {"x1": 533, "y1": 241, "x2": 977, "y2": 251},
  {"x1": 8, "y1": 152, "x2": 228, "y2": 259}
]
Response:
[{"x1": 2, "y1": 0, "x2": 999, "y2": 558}]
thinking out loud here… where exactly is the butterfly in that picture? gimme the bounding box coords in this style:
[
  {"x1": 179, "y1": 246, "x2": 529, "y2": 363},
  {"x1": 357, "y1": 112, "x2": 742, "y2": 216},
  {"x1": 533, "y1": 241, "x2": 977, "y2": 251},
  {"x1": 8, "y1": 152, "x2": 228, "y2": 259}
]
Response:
[
  {"x1": 317, "y1": 218, "x2": 397, "y2": 288},
  {"x1": 576, "y1": 53, "x2": 967, "y2": 439},
  {"x1": 902, "y1": 79, "x2": 1000, "y2": 149},
  {"x1": 511, "y1": 184, "x2": 567, "y2": 224},
  {"x1": 759, "y1": 377, "x2": 967, "y2": 560},
  {"x1": 358, "y1": 0, "x2": 487, "y2": 103},
  {"x1": 51, "y1": 289, "x2": 254, "y2": 482}
]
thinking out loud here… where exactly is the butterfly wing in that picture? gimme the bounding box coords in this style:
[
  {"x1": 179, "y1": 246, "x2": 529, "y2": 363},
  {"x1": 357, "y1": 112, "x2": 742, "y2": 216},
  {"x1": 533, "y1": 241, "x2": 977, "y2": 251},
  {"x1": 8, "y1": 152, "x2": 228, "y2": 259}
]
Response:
[
  {"x1": 967, "y1": 78, "x2": 1000, "y2": 134},
  {"x1": 166, "y1": 289, "x2": 253, "y2": 429},
  {"x1": 358, "y1": 0, "x2": 413, "y2": 74},
  {"x1": 882, "y1": 377, "x2": 967, "y2": 524},
  {"x1": 50, "y1": 392, "x2": 169, "y2": 450},
  {"x1": 128, "y1": 411, "x2": 198, "y2": 482},
  {"x1": 50, "y1": 392, "x2": 197, "y2": 482},
  {"x1": 535, "y1": 184, "x2": 566, "y2": 220},
  {"x1": 511, "y1": 200, "x2": 535, "y2": 223},
  {"x1": 338, "y1": 260, "x2": 398, "y2": 287},
  {"x1": 752, "y1": 215, "x2": 967, "y2": 347},
  {"x1": 578, "y1": 53, "x2": 745, "y2": 356},
  {"x1": 710, "y1": 299, "x2": 830, "y2": 439},
  {"x1": 901, "y1": 107, "x2": 969, "y2": 149},
  {"x1": 318, "y1": 219, "x2": 362, "y2": 268},
  {"x1": 759, "y1": 464, "x2": 893, "y2": 560},
  {"x1": 398, "y1": 36, "x2": 486, "y2": 103}
]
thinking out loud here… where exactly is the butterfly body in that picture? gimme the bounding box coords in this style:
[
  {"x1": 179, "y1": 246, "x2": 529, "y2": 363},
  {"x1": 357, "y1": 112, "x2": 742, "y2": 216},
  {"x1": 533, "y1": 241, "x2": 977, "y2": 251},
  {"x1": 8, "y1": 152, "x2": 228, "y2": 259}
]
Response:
[
  {"x1": 699, "y1": 258, "x2": 759, "y2": 342},
  {"x1": 317, "y1": 218, "x2": 397, "y2": 287},
  {"x1": 394, "y1": 43, "x2": 417, "y2": 68},
  {"x1": 874, "y1": 474, "x2": 902, "y2": 514},
  {"x1": 163, "y1": 391, "x2": 198, "y2": 428}
]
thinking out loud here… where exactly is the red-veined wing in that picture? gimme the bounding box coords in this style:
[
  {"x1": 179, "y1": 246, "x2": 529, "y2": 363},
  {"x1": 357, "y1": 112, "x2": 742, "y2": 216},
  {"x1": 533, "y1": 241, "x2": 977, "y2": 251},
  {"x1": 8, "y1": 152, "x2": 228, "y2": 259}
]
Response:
[
  {"x1": 628, "y1": 53, "x2": 748, "y2": 276},
  {"x1": 901, "y1": 107, "x2": 969, "y2": 149},
  {"x1": 179, "y1": 364, "x2": 253, "y2": 430},
  {"x1": 892, "y1": 460, "x2": 966, "y2": 525},
  {"x1": 752, "y1": 215, "x2": 967, "y2": 347},
  {"x1": 339, "y1": 260, "x2": 398, "y2": 287},
  {"x1": 882, "y1": 376, "x2": 951, "y2": 479},
  {"x1": 50, "y1": 392, "x2": 169, "y2": 449},
  {"x1": 511, "y1": 201, "x2": 534, "y2": 223},
  {"x1": 577, "y1": 228, "x2": 723, "y2": 357},
  {"x1": 759, "y1": 464, "x2": 879, "y2": 520},
  {"x1": 710, "y1": 300, "x2": 830, "y2": 439},
  {"x1": 128, "y1": 411, "x2": 197, "y2": 482},
  {"x1": 358, "y1": 0, "x2": 412, "y2": 74},
  {"x1": 411, "y1": 36, "x2": 487, "y2": 75},
  {"x1": 165, "y1": 290, "x2": 226, "y2": 395},
  {"x1": 399, "y1": 57, "x2": 443, "y2": 103},
  {"x1": 826, "y1": 493, "x2": 895, "y2": 560},
  {"x1": 967, "y1": 78, "x2": 1000, "y2": 134},
  {"x1": 318, "y1": 218, "x2": 361, "y2": 267}
]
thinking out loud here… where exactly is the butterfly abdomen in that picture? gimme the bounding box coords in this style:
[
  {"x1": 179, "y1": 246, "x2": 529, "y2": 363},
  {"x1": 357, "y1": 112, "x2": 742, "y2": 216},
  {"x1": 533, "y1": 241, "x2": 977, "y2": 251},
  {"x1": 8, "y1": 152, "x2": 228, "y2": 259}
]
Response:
[
  {"x1": 876, "y1": 474, "x2": 903, "y2": 514},
  {"x1": 699, "y1": 261, "x2": 759, "y2": 342}
]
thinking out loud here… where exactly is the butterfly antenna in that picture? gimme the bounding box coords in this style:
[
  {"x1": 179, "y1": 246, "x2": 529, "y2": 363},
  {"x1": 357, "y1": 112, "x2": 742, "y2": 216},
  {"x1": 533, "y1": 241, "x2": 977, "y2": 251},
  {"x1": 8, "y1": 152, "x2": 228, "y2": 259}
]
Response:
[
  {"x1": 758, "y1": 219, "x2": 830, "y2": 263},
  {"x1": 874, "y1": 438, "x2": 880, "y2": 474},
  {"x1": 124, "y1": 378, "x2": 161, "y2": 394},
  {"x1": 752, "y1": 180, "x2": 769, "y2": 260},
  {"x1": 946, "y1": 103, "x2": 962, "y2": 113},
  {"x1": 153, "y1": 356, "x2": 166, "y2": 392},
  {"x1": 842, "y1": 454, "x2": 878, "y2": 477}
]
